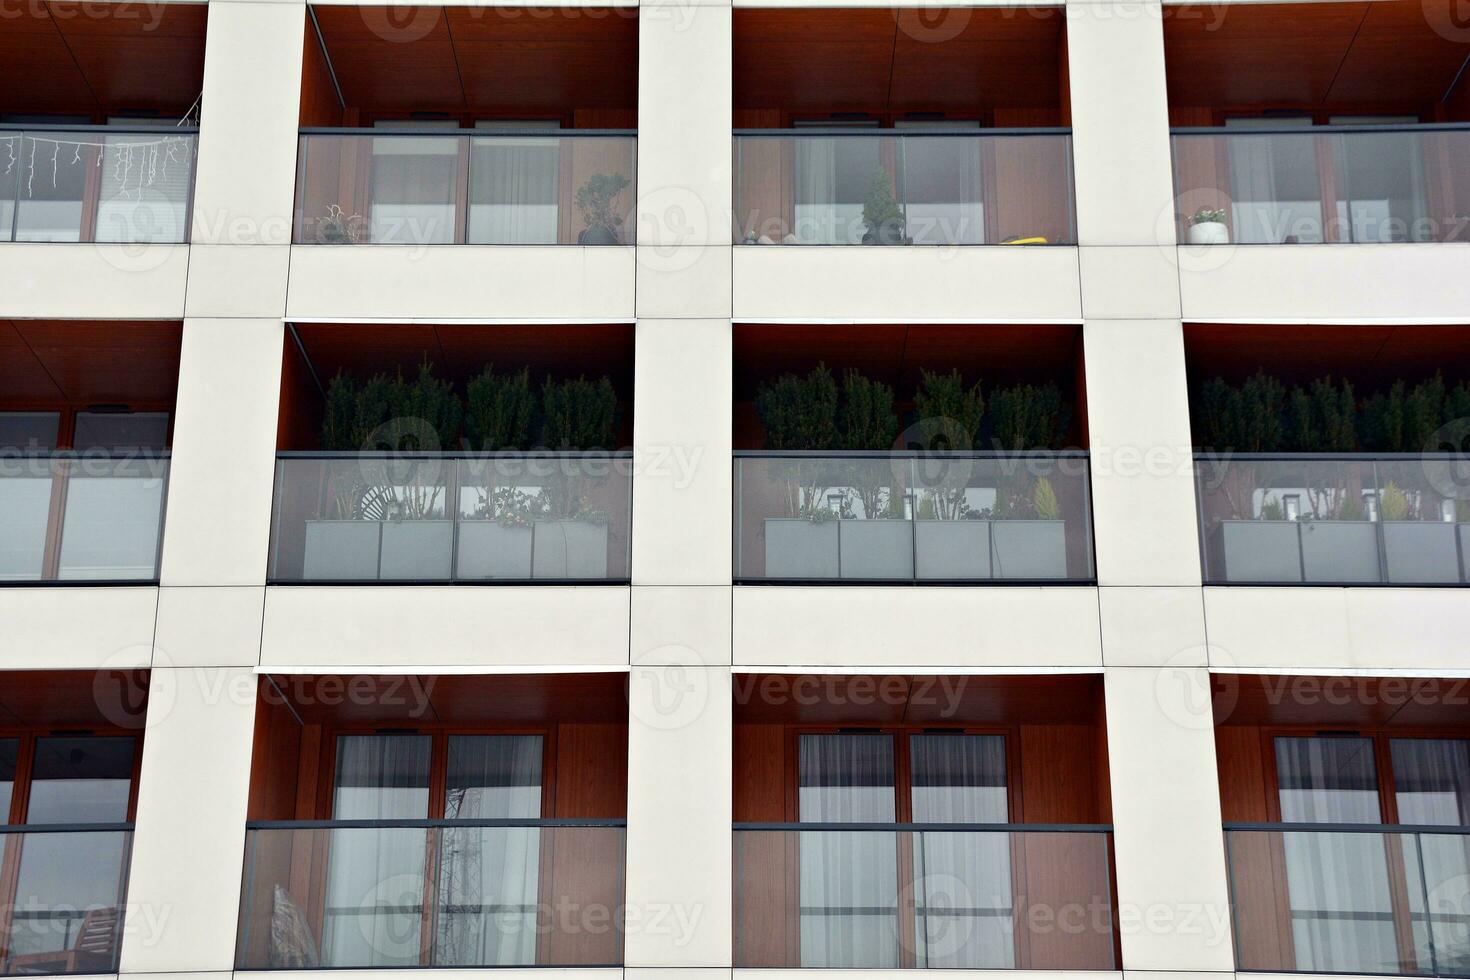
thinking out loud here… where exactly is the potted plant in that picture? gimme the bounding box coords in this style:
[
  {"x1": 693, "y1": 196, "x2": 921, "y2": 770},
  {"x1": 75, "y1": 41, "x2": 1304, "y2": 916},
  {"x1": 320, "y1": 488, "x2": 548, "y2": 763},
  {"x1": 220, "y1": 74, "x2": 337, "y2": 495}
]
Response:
[
  {"x1": 1283, "y1": 378, "x2": 1380, "y2": 582},
  {"x1": 1379, "y1": 480, "x2": 1461, "y2": 583},
  {"x1": 1187, "y1": 207, "x2": 1229, "y2": 245},
  {"x1": 456, "y1": 367, "x2": 537, "y2": 580},
  {"x1": 307, "y1": 204, "x2": 367, "y2": 245},
  {"x1": 910, "y1": 369, "x2": 991, "y2": 579},
  {"x1": 755, "y1": 365, "x2": 842, "y2": 578},
  {"x1": 530, "y1": 375, "x2": 618, "y2": 578},
  {"x1": 861, "y1": 168, "x2": 907, "y2": 245},
  {"x1": 833, "y1": 369, "x2": 909, "y2": 579},
  {"x1": 575, "y1": 173, "x2": 631, "y2": 246},
  {"x1": 987, "y1": 384, "x2": 1071, "y2": 579}
]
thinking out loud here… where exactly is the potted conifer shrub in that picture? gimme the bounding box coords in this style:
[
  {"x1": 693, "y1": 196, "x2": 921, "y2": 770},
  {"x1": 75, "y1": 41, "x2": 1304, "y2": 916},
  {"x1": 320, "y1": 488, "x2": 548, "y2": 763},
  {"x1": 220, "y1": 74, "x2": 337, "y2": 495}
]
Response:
[
  {"x1": 532, "y1": 375, "x2": 617, "y2": 579},
  {"x1": 910, "y1": 369, "x2": 992, "y2": 580},
  {"x1": 833, "y1": 369, "x2": 908, "y2": 579},
  {"x1": 987, "y1": 383, "x2": 1071, "y2": 579},
  {"x1": 755, "y1": 365, "x2": 842, "y2": 578},
  {"x1": 1286, "y1": 378, "x2": 1380, "y2": 583},
  {"x1": 456, "y1": 366, "x2": 537, "y2": 580},
  {"x1": 575, "y1": 173, "x2": 631, "y2": 246}
]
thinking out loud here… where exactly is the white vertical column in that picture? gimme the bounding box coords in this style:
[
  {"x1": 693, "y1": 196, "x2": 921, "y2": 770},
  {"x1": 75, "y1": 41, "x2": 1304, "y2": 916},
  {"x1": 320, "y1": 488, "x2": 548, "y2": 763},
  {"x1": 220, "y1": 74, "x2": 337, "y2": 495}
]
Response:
[
  {"x1": 627, "y1": 4, "x2": 734, "y2": 979},
  {"x1": 1103, "y1": 666, "x2": 1234, "y2": 972},
  {"x1": 119, "y1": 667, "x2": 258, "y2": 974}
]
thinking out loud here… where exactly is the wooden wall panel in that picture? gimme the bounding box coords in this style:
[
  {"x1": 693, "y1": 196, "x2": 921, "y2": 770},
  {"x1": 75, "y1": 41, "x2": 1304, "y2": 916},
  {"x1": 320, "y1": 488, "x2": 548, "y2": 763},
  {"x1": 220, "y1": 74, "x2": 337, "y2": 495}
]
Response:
[
  {"x1": 733, "y1": 724, "x2": 787, "y2": 821},
  {"x1": 553, "y1": 723, "x2": 628, "y2": 818},
  {"x1": 1018, "y1": 724, "x2": 1102, "y2": 824},
  {"x1": 300, "y1": 17, "x2": 344, "y2": 127},
  {"x1": 1215, "y1": 724, "x2": 1271, "y2": 822}
]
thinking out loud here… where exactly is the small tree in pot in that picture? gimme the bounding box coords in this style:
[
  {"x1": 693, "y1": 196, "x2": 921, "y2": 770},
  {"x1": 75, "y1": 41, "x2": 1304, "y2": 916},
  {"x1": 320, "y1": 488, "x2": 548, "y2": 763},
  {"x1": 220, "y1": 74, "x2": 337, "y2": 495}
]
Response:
[
  {"x1": 575, "y1": 173, "x2": 631, "y2": 245},
  {"x1": 912, "y1": 369, "x2": 985, "y2": 521},
  {"x1": 861, "y1": 168, "x2": 906, "y2": 245}
]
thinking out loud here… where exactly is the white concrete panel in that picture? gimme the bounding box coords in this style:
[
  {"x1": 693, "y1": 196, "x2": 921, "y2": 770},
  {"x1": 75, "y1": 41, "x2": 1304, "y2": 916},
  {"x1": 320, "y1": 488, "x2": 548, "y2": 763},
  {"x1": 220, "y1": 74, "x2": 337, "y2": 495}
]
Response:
[
  {"x1": 259, "y1": 586, "x2": 631, "y2": 667},
  {"x1": 1099, "y1": 586, "x2": 1208, "y2": 666},
  {"x1": 239, "y1": 972, "x2": 620, "y2": 980},
  {"x1": 631, "y1": 585, "x2": 732, "y2": 665},
  {"x1": 1204, "y1": 587, "x2": 1470, "y2": 673},
  {"x1": 285, "y1": 246, "x2": 637, "y2": 321},
  {"x1": 1103, "y1": 666, "x2": 1234, "y2": 971},
  {"x1": 736, "y1": 973, "x2": 1119, "y2": 980},
  {"x1": 160, "y1": 319, "x2": 284, "y2": 586},
  {"x1": 0, "y1": 588, "x2": 157, "y2": 669},
  {"x1": 632, "y1": 319, "x2": 733, "y2": 584},
  {"x1": 120, "y1": 668, "x2": 256, "y2": 972},
  {"x1": 625, "y1": 666, "x2": 733, "y2": 966},
  {"x1": 0, "y1": 244, "x2": 187, "y2": 319},
  {"x1": 636, "y1": 6, "x2": 731, "y2": 247},
  {"x1": 183, "y1": 245, "x2": 290, "y2": 318},
  {"x1": 1178, "y1": 244, "x2": 1470, "y2": 321},
  {"x1": 1066, "y1": 1, "x2": 1176, "y2": 246},
  {"x1": 1079, "y1": 245, "x2": 1182, "y2": 319},
  {"x1": 635, "y1": 244, "x2": 733, "y2": 319},
  {"x1": 154, "y1": 586, "x2": 265, "y2": 667},
  {"x1": 733, "y1": 586, "x2": 1103, "y2": 668},
  {"x1": 190, "y1": 2, "x2": 304, "y2": 245},
  {"x1": 732, "y1": 246, "x2": 1082, "y2": 321},
  {"x1": 1083, "y1": 320, "x2": 1201, "y2": 587}
]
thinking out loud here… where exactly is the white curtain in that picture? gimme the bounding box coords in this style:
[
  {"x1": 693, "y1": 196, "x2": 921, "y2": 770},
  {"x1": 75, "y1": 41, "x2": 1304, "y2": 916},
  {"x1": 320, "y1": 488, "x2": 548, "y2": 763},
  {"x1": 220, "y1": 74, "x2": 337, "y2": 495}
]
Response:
[
  {"x1": 798, "y1": 733, "x2": 898, "y2": 966},
  {"x1": 1225, "y1": 117, "x2": 1321, "y2": 244},
  {"x1": 435, "y1": 735, "x2": 544, "y2": 966},
  {"x1": 794, "y1": 139, "x2": 840, "y2": 244},
  {"x1": 323, "y1": 735, "x2": 432, "y2": 967},
  {"x1": 1392, "y1": 739, "x2": 1470, "y2": 971},
  {"x1": 369, "y1": 121, "x2": 458, "y2": 245},
  {"x1": 910, "y1": 735, "x2": 1011, "y2": 968},
  {"x1": 894, "y1": 121, "x2": 984, "y2": 245},
  {"x1": 1275, "y1": 736, "x2": 1399, "y2": 973},
  {"x1": 1329, "y1": 117, "x2": 1427, "y2": 243},
  {"x1": 468, "y1": 122, "x2": 560, "y2": 244}
]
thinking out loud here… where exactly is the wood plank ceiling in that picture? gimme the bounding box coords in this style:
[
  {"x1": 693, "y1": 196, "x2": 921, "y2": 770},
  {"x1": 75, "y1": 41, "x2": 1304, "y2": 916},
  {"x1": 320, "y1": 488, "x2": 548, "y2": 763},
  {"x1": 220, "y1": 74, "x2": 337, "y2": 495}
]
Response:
[{"x1": 0, "y1": 319, "x2": 183, "y2": 406}]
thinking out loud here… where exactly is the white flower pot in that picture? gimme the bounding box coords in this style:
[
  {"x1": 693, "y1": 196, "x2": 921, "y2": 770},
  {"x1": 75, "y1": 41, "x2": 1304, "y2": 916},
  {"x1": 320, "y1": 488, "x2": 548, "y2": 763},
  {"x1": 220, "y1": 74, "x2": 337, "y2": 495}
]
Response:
[
  {"x1": 456, "y1": 522, "x2": 534, "y2": 580},
  {"x1": 1188, "y1": 221, "x2": 1229, "y2": 245}
]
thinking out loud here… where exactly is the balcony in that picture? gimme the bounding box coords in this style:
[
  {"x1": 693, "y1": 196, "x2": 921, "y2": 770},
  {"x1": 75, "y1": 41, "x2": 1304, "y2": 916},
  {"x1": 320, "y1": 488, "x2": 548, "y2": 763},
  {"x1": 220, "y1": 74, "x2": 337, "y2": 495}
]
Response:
[
  {"x1": 0, "y1": 127, "x2": 198, "y2": 244},
  {"x1": 1171, "y1": 124, "x2": 1470, "y2": 245},
  {"x1": 236, "y1": 818, "x2": 625, "y2": 969},
  {"x1": 734, "y1": 452, "x2": 1094, "y2": 583},
  {"x1": 0, "y1": 825, "x2": 133, "y2": 975},
  {"x1": 267, "y1": 453, "x2": 632, "y2": 584},
  {"x1": 1226, "y1": 823, "x2": 1470, "y2": 976},
  {"x1": 734, "y1": 130, "x2": 1076, "y2": 246},
  {"x1": 734, "y1": 822, "x2": 1115, "y2": 968},
  {"x1": 0, "y1": 453, "x2": 170, "y2": 583},
  {"x1": 293, "y1": 130, "x2": 637, "y2": 246},
  {"x1": 1195, "y1": 454, "x2": 1470, "y2": 585}
]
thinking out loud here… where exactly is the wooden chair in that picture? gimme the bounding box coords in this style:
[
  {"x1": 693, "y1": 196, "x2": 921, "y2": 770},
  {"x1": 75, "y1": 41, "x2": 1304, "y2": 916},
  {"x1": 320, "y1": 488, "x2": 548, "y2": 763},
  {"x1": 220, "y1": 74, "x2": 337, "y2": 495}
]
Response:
[{"x1": 7, "y1": 907, "x2": 121, "y2": 975}]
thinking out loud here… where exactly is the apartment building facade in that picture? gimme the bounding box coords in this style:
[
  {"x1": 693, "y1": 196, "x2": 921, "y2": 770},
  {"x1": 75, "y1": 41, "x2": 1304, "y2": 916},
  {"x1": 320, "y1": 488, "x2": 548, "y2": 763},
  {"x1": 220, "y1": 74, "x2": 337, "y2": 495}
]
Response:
[{"x1": 2, "y1": 0, "x2": 1469, "y2": 979}]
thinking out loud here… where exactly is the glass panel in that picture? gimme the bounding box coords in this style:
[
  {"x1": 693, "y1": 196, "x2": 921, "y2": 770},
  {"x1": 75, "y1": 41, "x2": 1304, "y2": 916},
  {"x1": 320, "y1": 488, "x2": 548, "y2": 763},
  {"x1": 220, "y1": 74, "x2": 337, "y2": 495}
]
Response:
[
  {"x1": 1392, "y1": 739, "x2": 1470, "y2": 826},
  {"x1": 0, "y1": 412, "x2": 60, "y2": 451},
  {"x1": 734, "y1": 132, "x2": 1076, "y2": 245},
  {"x1": 909, "y1": 734, "x2": 1007, "y2": 823},
  {"x1": 12, "y1": 133, "x2": 94, "y2": 241},
  {"x1": 0, "y1": 131, "x2": 17, "y2": 241},
  {"x1": 445, "y1": 735, "x2": 543, "y2": 819},
  {"x1": 1414, "y1": 832, "x2": 1470, "y2": 974},
  {"x1": 294, "y1": 133, "x2": 635, "y2": 245},
  {"x1": 734, "y1": 454, "x2": 1093, "y2": 582},
  {"x1": 1275, "y1": 736, "x2": 1382, "y2": 823},
  {"x1": 1375, "y1": 459, "x2": 1467, "y2": 584},
  {"x1": 332, "y1": 734, "x2": 432, "y2": 819},
  {"x1": 72, "y1": 412, "x2": 169, "y2": 452},
  {"x1": 0, "y1": 458, "x2": 54, "y2": 581},
  {"x1": 1, "y1": 829, "x2": 132, "y2": 970},
  {"x1": 26, "y1": 736, "x2": 135, "y2": 824},
  {"x1": 91, "y1": 131, "x2": 196, "y2": 243},
  {"x1": 734, "y1": 828, "x2": 1114, "y2": 969},
  {"x1": 235, "y1": 824, "x2": 625, "y2": 968},
  {"x1": 1171, "y1": 126, "x2": 1470, "y2": 244},
  {"x1": 56, "y1": 457, "x2": 167, "y2": 581},
  {"x1": 0, "y1": 738, "x2": 16, "y2": 821},
  {"x1": 798, "y1": 733, "x2": 895, "y2": 822}
]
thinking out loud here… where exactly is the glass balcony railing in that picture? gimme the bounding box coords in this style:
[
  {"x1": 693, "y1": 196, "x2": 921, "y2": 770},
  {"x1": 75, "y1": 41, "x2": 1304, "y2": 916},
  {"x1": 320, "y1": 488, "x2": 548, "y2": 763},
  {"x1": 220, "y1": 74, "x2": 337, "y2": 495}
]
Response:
[
  {"x1": 1226, "y1": 823, "x2": 1470, "y2": 976},
  {"x1": 1171, "y1": 124, "x2": 1470, "y2": 244},
  {"x1": 0, "y1": 825, "x2": 133, "y2": 975},
  {"x1": 734, "y1": 823, "x2": 1116, "y2": 969},
  {"x1": 1195, "y1": 454, "x2": 1470, "y2": 585},
  {"x1": 733, "y1": 130, "x2": 1076, "y2": 245},
  {"x1": 0, "y1": 126, "x2": 198, "y2": 243},
  {"x1": 267, "y1": 453, "x2": 632, "y2": 583},
  {"x1": 734, "y1": 452, "x2": 1095, "y2": 583},
  {"x1": 292, "y1": 130, "x2": 637, "y2": 245},
  {"x1": 236, "y1": 819, "x2": 626, "y2": 969},
  {"x1": 0, "y1": 453, "x2": 170, "y2": 583}
]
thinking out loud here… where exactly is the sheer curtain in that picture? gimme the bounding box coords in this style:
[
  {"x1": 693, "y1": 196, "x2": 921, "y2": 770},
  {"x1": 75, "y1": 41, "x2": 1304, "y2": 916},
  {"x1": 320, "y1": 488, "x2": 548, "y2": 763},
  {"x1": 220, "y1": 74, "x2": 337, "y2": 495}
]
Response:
[
  {"x1": 436, "y1": 735, "x2": 544, "y2": 966},
  {"x1": 468, "y1": 121, "x2": 560, "y2": 244},
  {"x1": 1275, "y1": 736, "x2": 1398, "y2": 973},
  {"x1": 1392, "y1": 739, "x2": 1470, "y2": 972},
  {"x1": 1329, "y1": 117, "x2": 1427, "y2": 243},
  {"x1": 798, "y1": 733, "x2": 898, "y2": 966},
  {"x1": 793, "y1": 139, "x2": 839, "y2": 244},
  {"x1": 369, "y1": 120, "x2": 459, "y2": 245},
  {"x1": 894, "y1": 121, "x2": 984, "y2": 245},
  {"x1": 323, "y1": 735, "x2": 432, "y2": 967},
  {"x1": 910, "y1": 734, "x2": 1011, "y2": 968},
  {"x1": 1225, "y1": 117, "x2": 1321, "y2": 243}
]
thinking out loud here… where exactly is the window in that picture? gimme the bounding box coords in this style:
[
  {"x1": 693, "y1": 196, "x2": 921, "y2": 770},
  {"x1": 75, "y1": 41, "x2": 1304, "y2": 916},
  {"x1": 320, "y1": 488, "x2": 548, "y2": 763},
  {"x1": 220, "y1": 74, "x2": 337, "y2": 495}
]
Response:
[
  {"x1": 321, "y1": 733, "x2": 545, "y2": 968},
  {"x1": 796, "y1": 732, "x2": 1012, "y2": 969}
]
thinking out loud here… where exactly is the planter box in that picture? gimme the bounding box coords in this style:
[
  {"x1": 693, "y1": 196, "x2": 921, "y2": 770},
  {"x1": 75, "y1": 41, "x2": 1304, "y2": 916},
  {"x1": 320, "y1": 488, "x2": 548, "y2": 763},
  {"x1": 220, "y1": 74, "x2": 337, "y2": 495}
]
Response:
[
  {"x1": 456, "y1": 522, "x2": 534, "y2": 580},
  {"x1": 1299, "y1": 520, "x2": 1379, "y2": 583},
  {"x1": 838, "y1": 520, "x2": 914, "y2": 580},
  {"x1": 532, "y1": 520, "x2": 609, "y2": 579},
  {"x1": 914, "y1": 520, "x2": 991, "y2": 580},
  {"x1": 764, "y1": 519, "x2": 839, "y2": 579},
  {"x1": 379, "y1": 520, "x2": 453, "y2": 580},
  {"x1": 991, "y1": 520, "x2": 1068, "y2": 579},
  {"x1": 1383, "y1": 521, "x2": 1461, "y2": 583},
  {"x1": 1217, "y1": 520, "x2": 1302, "y2": 583},
  {"x1": 303, "y1": 520, "x2": 381, "y2": 580}
]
